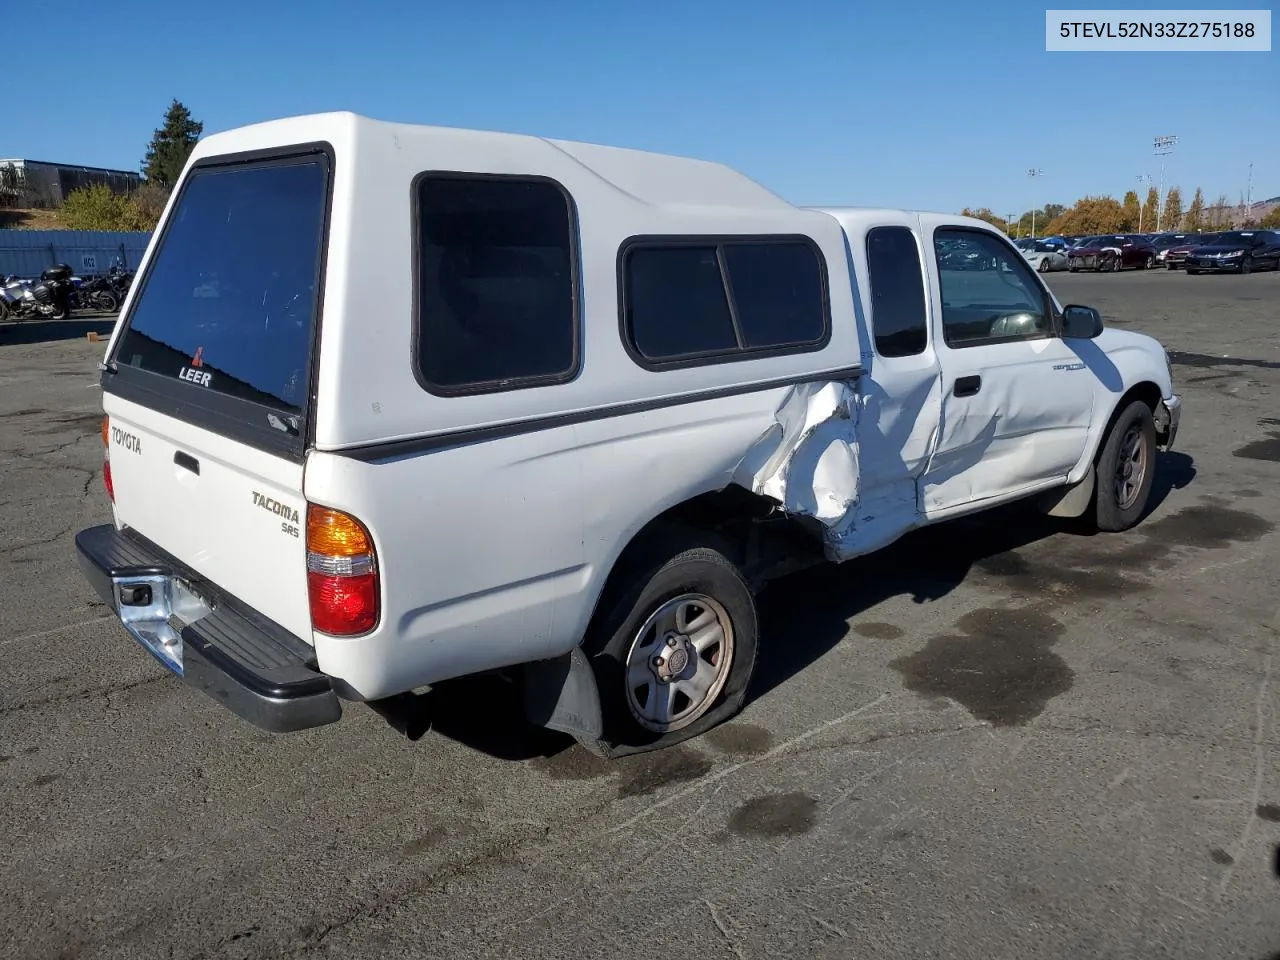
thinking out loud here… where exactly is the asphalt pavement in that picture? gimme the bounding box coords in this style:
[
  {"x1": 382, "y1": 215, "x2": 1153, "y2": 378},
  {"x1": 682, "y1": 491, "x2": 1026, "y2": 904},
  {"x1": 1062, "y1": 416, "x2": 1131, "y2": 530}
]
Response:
[{"x1": 2, "y1": 271, "x2": 1279, "y2": 960}]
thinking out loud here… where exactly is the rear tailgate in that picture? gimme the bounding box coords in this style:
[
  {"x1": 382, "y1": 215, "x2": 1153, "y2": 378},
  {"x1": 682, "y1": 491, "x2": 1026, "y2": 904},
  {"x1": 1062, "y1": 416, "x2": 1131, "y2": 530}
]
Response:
[
  {"x1": 104, "y1": 398, "x2": 311, "y2": 639},
  {"x1": 101, "y1": 146, "x2": 332, "y2": 643}
]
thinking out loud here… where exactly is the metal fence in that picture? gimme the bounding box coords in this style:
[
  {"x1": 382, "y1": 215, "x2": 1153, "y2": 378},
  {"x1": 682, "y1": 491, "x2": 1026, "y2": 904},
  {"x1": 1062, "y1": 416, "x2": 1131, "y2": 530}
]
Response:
[{"x1": 0, "y1": 229, "x2": 152, "y2": 278}]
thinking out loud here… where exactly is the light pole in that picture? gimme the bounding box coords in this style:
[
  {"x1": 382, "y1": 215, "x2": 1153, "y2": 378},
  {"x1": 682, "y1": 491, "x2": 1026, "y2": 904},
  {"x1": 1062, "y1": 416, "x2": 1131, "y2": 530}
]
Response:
[
  {"x1": 1136, "y1": 174, "x2": 1153, "y2": 232},
  {"x1": 1246, "y1": 161, "x2": 1254, "y2": 225},
  {"x1": 1027, "y1": 168, "x2": 1044, "y2": 237},
  {"x1": 1153, "y1": 135, "x2": 1177, "y2": 231}
]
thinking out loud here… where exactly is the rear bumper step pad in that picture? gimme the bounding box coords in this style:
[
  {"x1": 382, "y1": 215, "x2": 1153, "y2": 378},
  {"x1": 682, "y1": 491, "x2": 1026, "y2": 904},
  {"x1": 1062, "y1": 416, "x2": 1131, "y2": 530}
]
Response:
[{"x1": 75, "y1": 524, "x2": 341, "y2": 732}]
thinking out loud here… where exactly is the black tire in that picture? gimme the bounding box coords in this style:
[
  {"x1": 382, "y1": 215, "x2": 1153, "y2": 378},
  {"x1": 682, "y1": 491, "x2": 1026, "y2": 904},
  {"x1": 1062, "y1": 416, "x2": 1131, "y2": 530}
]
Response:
[
  {"x1": 1038, "y1": 257, "x2": 1051, "y2": 273},
  {"x1": 581, "y1": 530, "x2": 758, "y2": 756},
  {"x1": 1240, "y1": 256, "x2": 1252, "y2": 275},
  {"x1": 1186, "y1": 268, "x2": 1199, "y2": 275},
  {"x1": 1144, "y1": 255, "x2": 1154, "y2": 270},
  {"x1": 93, "y1": 291, "x2": 118, "y2": 313},
  {"x1": 50, "y1": 304, "x2": 67, "y2": 320},
  {"x1": 1093, "y1": 400, "x2": 1157, "y2": 532},
  {"x1": 0, "y1": 299, "x2": 9, "y2": 323}
]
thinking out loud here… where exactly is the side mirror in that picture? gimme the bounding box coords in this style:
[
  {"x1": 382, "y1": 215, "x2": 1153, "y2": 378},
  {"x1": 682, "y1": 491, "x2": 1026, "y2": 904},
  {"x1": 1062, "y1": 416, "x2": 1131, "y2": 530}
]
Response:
[{"x1": 1062, "y1": 304, "x2": 1104, "y2": 339}]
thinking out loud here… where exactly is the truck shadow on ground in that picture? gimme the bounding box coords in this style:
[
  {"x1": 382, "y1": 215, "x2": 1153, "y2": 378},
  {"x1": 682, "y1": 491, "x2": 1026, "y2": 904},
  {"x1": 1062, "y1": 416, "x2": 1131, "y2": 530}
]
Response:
[
  {"x1": 372, "y1": 451, "x2": 1195, "y2": 762},
  {"x1": 750, "y1": 450, "x2": 1195, "y2": 703},
  {"x1": 0, "y1": 317, "x2": 115, "y2": 345}
]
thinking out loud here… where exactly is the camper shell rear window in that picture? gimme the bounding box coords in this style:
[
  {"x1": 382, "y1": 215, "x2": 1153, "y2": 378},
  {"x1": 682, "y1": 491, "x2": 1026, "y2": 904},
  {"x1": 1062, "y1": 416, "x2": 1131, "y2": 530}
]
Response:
[{"x1": 106, "y1": 145, "x2": 332, "y2": 458}]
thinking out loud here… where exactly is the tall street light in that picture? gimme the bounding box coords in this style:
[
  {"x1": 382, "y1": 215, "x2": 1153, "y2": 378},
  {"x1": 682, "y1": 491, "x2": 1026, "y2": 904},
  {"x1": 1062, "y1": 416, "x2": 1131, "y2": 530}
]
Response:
[
  {"x1": 1154, "y1": 135, "x2": 1178, "y2": 231},
  {"x1": 1027, "y1": 168, "x2": 1044, "y2": 237},
  {"x1": 1136, "y1": 174, "x2": 1153, "y2": 232}
]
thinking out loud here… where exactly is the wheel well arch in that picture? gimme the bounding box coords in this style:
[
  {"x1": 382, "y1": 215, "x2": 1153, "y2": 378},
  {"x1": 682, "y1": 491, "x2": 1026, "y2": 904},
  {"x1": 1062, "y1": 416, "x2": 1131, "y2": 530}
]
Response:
[
  {"x1": 1093, "y1": 381, "x2": 1162, "y2": 464},
  {"x1": 580, "y1": 485, "x2": 815, "y2": 639}
]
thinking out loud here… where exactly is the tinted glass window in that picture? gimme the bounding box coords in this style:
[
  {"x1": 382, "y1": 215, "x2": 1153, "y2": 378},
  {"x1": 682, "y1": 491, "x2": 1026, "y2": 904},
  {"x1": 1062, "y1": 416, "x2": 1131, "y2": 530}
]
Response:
[
  {"x1": 623, "y1": 239, "x2": 827, "y2": 365},
  {"x1": 934, "y1": 228, "x2": 1051, "y2": 347},
  {"x1": 865, "y1": 227, "x2": 927, "y2": 357},
  {"x1": 626, "y1": 246, "x2": 737, "y2": 360},
  {"x1": 115, "y1": 159, "x2": 327, "y2": 415},
  {"x1": 721, "y1": 242, "x2": 826, "y2": 349},
  {"x1": 416, "y1": 176, "x2": 577, "y2": 393}
]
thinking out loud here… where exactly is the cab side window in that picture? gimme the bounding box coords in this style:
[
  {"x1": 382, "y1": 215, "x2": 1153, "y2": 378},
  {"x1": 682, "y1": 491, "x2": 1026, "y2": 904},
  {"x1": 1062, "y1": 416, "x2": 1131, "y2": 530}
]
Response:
[
  {"x1": 934, "y1": 228, "x2": 1052, "y2": 347},
  {"x1": 865, "y1": 226, "x2": 927, "y2": 357}
]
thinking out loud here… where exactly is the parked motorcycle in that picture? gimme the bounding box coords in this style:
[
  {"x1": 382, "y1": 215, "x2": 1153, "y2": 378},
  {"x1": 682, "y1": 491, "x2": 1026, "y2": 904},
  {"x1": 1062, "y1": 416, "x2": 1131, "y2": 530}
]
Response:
[
  {"x1": 74, "y1": 274, "x2": 120, "y2": 313},
  {"x1": 0, "y1": 265, "x2": 74, "y2": 322}
]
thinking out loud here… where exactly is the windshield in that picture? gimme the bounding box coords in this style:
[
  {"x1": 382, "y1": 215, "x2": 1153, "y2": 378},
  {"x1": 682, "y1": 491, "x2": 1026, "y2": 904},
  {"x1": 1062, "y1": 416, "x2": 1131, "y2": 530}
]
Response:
[
  {"x1": 1033, "y1": 242, "x2": 1057, "y2": 253},
  {"x1": 1083, "y1": 237, "x2": 1123, "y2": 248},
  {"x1": 1209, "y1": 232, "x2": 1253, "y2": 246},
  {"x1": 114, "y1": 158, "x2": 328, "y2": 420}
]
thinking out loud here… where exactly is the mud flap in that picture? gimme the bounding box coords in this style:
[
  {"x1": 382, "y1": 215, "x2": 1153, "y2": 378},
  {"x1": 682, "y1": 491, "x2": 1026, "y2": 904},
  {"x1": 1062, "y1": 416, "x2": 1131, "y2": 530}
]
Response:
[
  {"x1": 521, "y1": 647, "x2": 604, "y2": 742},
  {"x1": 1037, "y1": 464, "x2": 1096, "y2": 518}
]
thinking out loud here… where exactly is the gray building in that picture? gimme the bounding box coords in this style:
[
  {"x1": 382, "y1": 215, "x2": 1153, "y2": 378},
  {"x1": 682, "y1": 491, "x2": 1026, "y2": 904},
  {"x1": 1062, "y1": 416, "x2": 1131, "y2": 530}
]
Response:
[{"x1": 0, "y1": 158, "x2": 142, "y2": 209}]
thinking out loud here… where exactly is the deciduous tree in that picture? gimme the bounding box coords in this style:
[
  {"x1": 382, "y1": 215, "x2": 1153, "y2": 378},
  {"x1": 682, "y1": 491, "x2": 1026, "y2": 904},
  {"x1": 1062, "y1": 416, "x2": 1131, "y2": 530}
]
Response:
[
  {"x1": 960, "y1": 207, "x2": 1007, "y2": 232},
  {"x1": 60, "y1": 185, "x2": 143, "y2": 231},
  {"x1": 1163, "y1": 187, "x2": 1182, "y2": 231},
  {"x1": 1142, "y1": 187, "x2": 1160, "y2": 231},
  {"x1": 1121, "y1": 190, "x2": 1140, "y2": 231},
  {"x1": 1184, "y1": 188, "x2": 1205, "y2": 230}
]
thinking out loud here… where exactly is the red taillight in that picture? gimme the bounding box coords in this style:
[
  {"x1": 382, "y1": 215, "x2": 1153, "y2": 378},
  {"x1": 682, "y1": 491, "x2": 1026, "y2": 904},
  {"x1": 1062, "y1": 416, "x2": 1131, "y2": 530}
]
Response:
[
  {"x1": 306, "y1": 505, "x2": 379, "y2": 636},
  {"x1": 101, "y1": 415, "x2": 114, "y2": 503}
]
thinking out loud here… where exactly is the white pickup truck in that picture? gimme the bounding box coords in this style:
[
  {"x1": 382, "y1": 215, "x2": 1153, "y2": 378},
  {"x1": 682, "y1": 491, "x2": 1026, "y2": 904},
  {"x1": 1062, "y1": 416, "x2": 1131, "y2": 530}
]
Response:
[{"x1": 76, "y1": 112, "x2": 1181, "y2": 757}]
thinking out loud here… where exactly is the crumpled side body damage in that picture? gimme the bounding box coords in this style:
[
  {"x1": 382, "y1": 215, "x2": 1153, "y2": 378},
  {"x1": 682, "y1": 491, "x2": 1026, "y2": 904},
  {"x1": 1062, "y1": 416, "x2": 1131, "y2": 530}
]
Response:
[{"x1": 730, "y1": 380, "x2": 864, "y2": 560}]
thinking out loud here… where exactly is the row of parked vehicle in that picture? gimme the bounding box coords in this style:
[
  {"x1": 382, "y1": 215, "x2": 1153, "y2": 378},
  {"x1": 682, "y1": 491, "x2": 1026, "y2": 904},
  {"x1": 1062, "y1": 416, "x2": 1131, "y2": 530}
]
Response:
[
  {"x1": 1013, "y1": 230, "x2": 1280, "y2": 275},
  {"x1": 0, "y1": 262, "x2": 135, "y2": 323}
]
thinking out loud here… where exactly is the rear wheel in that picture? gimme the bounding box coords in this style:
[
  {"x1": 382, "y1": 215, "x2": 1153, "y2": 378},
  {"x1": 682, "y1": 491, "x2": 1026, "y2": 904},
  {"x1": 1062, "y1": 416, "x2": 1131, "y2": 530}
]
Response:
[
  {"x1": 581, "y1": 532, "x2": 758, "y2": 756},
  {"x1": 1144, "y1": 255, "x2": 1154, "y2": 270},
  {"x1": 1094, "y1": 400, "x2": 1157, "y2": 532}
]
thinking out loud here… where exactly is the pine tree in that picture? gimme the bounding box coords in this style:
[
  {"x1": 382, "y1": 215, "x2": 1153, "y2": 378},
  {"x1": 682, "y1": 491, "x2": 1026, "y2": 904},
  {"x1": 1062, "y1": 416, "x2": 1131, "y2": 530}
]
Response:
[{"x1": 142, "y1": 100, "x2": 203, "y2": 187}]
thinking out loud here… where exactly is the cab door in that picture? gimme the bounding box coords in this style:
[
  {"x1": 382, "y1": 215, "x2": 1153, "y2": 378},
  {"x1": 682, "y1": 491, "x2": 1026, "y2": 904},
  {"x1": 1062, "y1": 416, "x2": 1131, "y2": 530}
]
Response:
[
  {"x1": 919, "y1": 222, "x2": 1095, "y2": 516},
  {"x1": 841, "y1": 215, "x2": 943, "y2": 547}
]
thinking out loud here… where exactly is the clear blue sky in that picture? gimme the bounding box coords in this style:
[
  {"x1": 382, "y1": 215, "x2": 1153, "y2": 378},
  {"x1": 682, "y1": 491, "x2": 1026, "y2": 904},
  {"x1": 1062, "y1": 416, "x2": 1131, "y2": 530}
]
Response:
[{"x1": 13, "y1": 0, "x2": 1278, "y2": 214}]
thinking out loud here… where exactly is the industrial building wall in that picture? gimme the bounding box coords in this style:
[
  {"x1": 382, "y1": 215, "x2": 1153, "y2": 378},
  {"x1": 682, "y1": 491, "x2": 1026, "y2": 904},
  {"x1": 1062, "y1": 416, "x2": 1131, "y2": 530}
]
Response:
[{"x1": 0, "y1": 230, "x2": 151, "y2": 278}]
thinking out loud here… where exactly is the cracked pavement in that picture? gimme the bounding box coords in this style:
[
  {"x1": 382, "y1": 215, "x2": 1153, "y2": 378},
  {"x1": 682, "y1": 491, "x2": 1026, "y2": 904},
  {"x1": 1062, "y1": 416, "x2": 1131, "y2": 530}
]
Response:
[{"x1": 2, "y1": 275, "x2": 1279, "y2": 960}]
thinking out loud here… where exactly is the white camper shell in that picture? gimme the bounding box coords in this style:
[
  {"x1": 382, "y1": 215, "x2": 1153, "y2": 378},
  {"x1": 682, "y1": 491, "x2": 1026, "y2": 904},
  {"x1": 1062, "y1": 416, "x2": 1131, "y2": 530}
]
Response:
[{"x1": 77, "y1": 112, "x2": 1181, "y2": 756}]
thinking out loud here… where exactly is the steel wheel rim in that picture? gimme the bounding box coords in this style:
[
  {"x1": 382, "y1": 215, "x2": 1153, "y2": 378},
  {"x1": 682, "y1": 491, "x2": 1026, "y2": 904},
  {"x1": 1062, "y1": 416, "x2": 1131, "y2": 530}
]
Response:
[
  {"x1": 1114, "y1": 424, "x2": 1148, "y2": 510},
  {"x1": 624, "y1": 593, "x2": 734, "y2": 734}
]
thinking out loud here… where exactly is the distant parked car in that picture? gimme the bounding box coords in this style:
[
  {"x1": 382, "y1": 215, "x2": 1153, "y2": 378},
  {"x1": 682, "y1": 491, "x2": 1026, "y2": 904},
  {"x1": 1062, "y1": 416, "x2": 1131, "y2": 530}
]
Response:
[
  {"x1": 1149, "y1": 233, "x2": 1202, "y2": 266},
  {"x1": 1184, "y1": 230, "x2": 1280, "y2": 274},
  {"x1": 1164, "y1": 233, "x2": 1219, "y2": 269},
  {"x1": 1021, "y1": 240, "x2": 1070, "y2": 273},
  {"x1": 1067, "y1": 235, "x2": 1157, "y2": 272}
]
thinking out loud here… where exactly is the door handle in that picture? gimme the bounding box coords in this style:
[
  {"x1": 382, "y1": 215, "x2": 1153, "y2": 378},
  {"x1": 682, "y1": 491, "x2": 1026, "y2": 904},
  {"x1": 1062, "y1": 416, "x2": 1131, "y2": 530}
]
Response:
[
  {"x1": 954, "y1": 375, "x2": 982, "y2": 398},
  {"x1": 174, "y1": 451, "x2": 200, "y2": 475}
]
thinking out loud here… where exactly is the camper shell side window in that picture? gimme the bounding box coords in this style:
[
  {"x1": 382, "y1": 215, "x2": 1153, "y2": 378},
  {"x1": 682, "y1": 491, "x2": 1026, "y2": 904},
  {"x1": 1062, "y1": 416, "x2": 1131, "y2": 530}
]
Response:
[
  {"x1": 618, "y1": 235, "x2": 831, "y2": 371},
  {"x1": 412, "y1": 173, "x2": 582, "y2": 397}
]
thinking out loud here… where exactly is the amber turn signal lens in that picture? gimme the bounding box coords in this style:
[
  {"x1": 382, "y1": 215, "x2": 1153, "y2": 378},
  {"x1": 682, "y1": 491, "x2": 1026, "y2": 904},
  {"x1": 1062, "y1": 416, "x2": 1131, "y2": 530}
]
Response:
[
  {"x1": 101, "y1": 415, "x2": 109, "y2": 447},
  {"x1": 307, "y1": 505, "x2": 373, "y2": 558}
]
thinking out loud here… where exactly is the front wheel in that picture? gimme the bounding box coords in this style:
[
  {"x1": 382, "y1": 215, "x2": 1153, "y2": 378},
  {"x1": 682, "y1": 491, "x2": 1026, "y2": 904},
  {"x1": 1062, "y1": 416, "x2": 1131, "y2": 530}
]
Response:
[
  {"x1": 92, "y1": 291, "x2": 118, "y2": 313},
  {"x1": 1094, "y1": 400, "x2": 1157, "y2": 532},
  {"x1": 582, "y1": 533, "x2": 758, "y2": 756},
  {"x1": 1038, "y1": 257, "x2": 1051, "y2": 273},
  {"x1": 1240, "y1": 256, "x2": 1252, "y2": 275}
]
